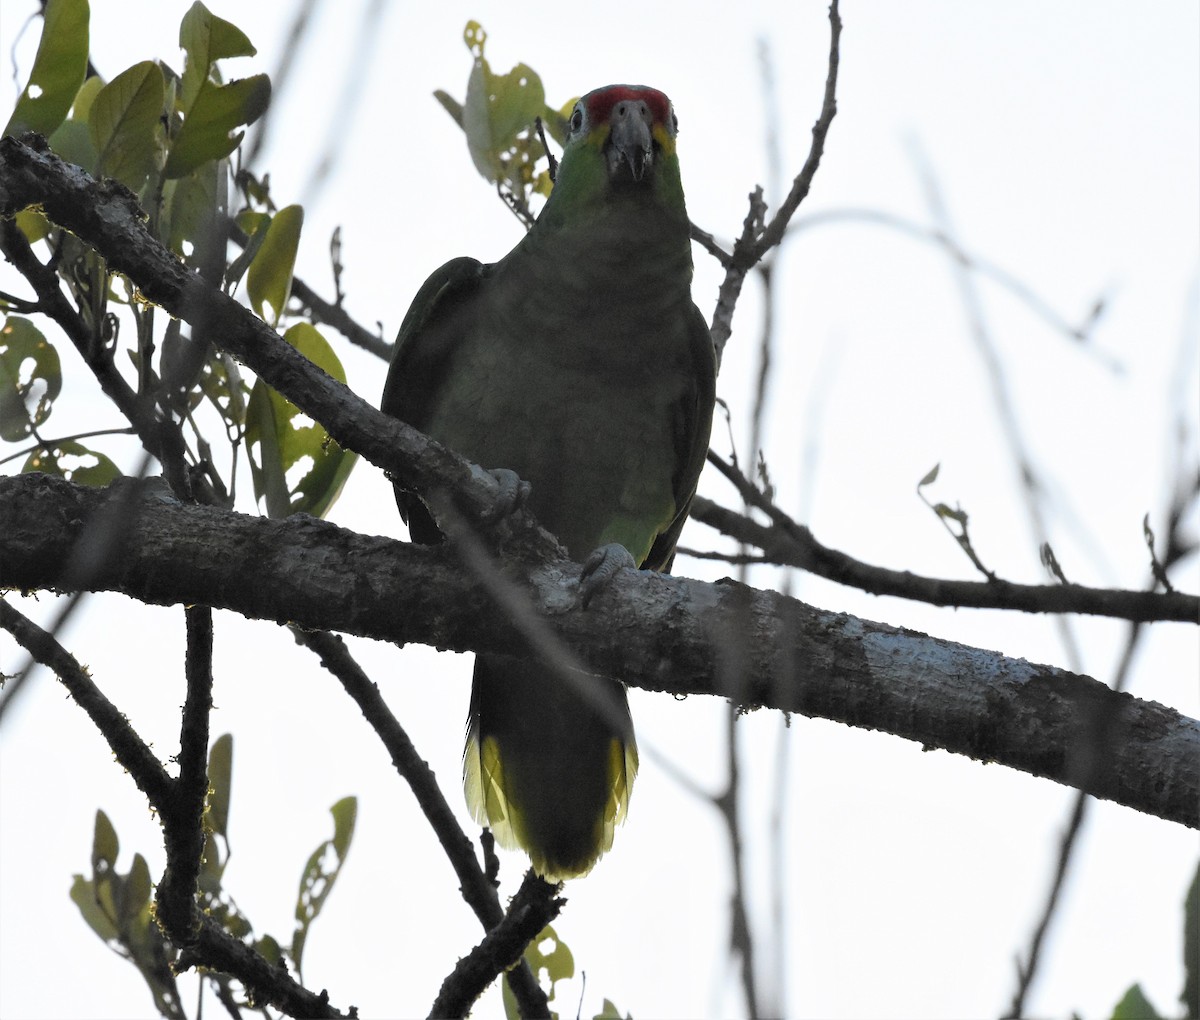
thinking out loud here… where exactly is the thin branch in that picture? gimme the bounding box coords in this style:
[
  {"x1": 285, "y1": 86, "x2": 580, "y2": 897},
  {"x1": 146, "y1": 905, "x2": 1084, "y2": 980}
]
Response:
[
  {"x1": 1004, "y1": 617, "x2": 1145, "y2": 1018},
  {"x1": 0, "y1": 426, "x2": 137, "y2": 467},
  {"x1": 0, "y1": 597, "x2": 174, "y2": 810},
  {"x1": 788, "y1": 207, "x2": 1119, "y2": 366},
  {"x1": 718, "y1": 706, "x2": 760, "y2": 1020},
  {"x1": 709, "y1": 0, "x2": 842, "y2": 356},
  {"x1": 156, "y1": 607, "x2": 215, "y2": 941},
  {"x1": 912, "y1": 146, "x2": 1084, "y2": 672},
  {"x1": 694, "y1": 458, "x2": 1197, "y2": 623},
  {"x1": 428, "y1": 869, "x2": 561, "y2": 1019},
  {"x1": 292, "y1": 628, "x2": 551, "y2": 1017},
  {"x1": 0, "y1": 448, "x2": 155, "y2": 725},
  {"x1": 1006, "y1": 367, "x2": 1199, "y2": 1017}
]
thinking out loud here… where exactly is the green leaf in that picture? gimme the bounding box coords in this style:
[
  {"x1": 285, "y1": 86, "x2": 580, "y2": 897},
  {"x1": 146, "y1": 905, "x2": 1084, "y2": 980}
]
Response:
[
  {"x1": 291, "y1": 796, "x2": 357, "y2": 978},
  {"x1": 45, "y1": 75, "x2": 104, "y2": 172},
  {"x1": 245, "y1": 323, "x2": 358, "y2": 519},
  {"x1": 1184, "y1": 861, "x2": 1199, "y2": 1019},
  {"x1": 504, "y1": 923, "x2": 574, "y2": 1015},
  {"x1": 0, "y1": 316, "x2": 61, "y2": 440},
  {"x1": 163, "y1": 3, "x2": 269, "y2": 179},
  {"x1": 3, "y1": 0, "x2": 90, "y2": 139},
  {"x1": 91, "y1": 809, "x2": 119, "y2": 872},
  {"x1": 178, "y1": 1, "x2": 257, "y2": 103},
  {"x1": 224, "y1": 212, "x2": 271, "y2": 293},
  {"x1": 23, "y1": 439, "x2": 121, "y2": 486},
  {"x1": 254, "y1": 933, "x2": 283, "y2": 966},
  {"x1": 90, "y1": 61, "x2": 165, "y2": 190},
  {"x1": 593, "y1": 1000, "x2": 629, "y2": 1020},
  {"x1": 433, "y1": 89, "x2": 464, "y2": 129},
  {"x1": 123, "y1": 853, "x2": 153, "y2": 920},
  {"x1": 164, "y1": 73, "x2": 270, "y2": 179},
  {"x1": 245, "y1": 372, "x2": 290, "y2": 518},
  {"x1": 246, "y1": 204, "x2": 304, "y2": 325},
  {"x1": 15, "y1": 210, "x2": 51, "y2": 244},
  {"x1": 195, "y1": 351, "x2": 248, "y2": 427},
  {"x1": 206, "y1": 733, "x2": 233, "y2": 840},
  {"x1": 163, "y1": 158, "x2": 220, "y2": 259},
  {"x1": 918, "y1": 463, "x2": 940, "y2": 488},
  {"x1": 46, "y1": 117, "x2": 97, "y2": 172},
  {"x1": 70, "y1": 874, "x2": 120, "y2": 942},
  {"x1": 1112, "y1": 983, "x2": 1162, "y2": 1020}
]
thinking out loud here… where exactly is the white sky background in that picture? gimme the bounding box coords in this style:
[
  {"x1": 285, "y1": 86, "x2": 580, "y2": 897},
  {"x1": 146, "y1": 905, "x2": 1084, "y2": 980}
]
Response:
[{"x1": 0, "y1": 1, "x2": 1197, "y2": 1018}]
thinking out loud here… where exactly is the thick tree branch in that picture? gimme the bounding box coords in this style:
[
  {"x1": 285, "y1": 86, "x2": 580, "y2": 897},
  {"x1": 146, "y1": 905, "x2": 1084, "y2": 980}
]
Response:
[{"x1": 2, "y1": 472, "x2": 1196, "y2": 830}]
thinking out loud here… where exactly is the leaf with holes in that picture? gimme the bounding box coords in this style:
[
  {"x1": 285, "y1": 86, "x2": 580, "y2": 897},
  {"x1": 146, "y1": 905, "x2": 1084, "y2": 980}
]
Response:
[
  {"x1": 458, "y1": 21, "x2": 545, "y2": 182},
  {"x1": 0, "y1": 317, "x2": 61, "y2": 441},
  {"x1": 503, "y1": 923, "x2": 575, "y2": 1017},
  {"x1": 291, "y1": 796, "x2": 357, "y2": 979},
  {"x1": 23, "y1": 439, "x2": 120, "y2": 486}
]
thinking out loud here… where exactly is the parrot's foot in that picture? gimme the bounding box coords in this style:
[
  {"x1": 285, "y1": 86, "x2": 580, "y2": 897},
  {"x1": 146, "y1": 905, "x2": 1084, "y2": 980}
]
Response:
[
  {"x1": 479, "y1": 467, "x2": 532, "y2": 524},
  {"x1": 579, "y1": 543, "x2": 636, "y2": 608}
]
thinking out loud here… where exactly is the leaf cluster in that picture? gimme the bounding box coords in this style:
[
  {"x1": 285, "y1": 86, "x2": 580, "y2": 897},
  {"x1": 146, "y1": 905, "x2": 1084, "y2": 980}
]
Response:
[
  {"x1": 69, "y1": 734, "x2": 358, "y2": 1016},
  {"x1": 433, "y1": 20, "x2": 574, "y2": 224},
  {"x1": 0, "y1": 0, "x2": 354, "y2": 519}
]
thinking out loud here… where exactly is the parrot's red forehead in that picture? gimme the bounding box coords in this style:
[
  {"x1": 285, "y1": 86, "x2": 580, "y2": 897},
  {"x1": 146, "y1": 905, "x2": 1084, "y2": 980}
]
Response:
[{"x1": 583, "y1": 85, "x2": 672, "y2": 126}]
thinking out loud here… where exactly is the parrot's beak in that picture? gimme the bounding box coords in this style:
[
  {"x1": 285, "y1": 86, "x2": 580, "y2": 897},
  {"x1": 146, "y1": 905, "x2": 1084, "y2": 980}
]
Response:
[{"x1": 606, "y1": 98, "x2": 654, "y2": 182}]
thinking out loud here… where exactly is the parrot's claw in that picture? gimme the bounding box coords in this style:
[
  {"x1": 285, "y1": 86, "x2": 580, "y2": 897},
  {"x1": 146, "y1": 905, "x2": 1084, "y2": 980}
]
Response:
[
  {"x1": 579, "y1": 543, "x2": 636, "y2": 608},
  {"x1": 480, "y1": 467, "x2": 532, "y2": 524}
]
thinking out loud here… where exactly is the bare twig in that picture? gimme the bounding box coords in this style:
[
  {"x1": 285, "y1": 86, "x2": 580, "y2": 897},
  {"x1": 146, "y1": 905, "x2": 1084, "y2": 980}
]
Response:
[
  {"x1": 709, "y1": 0, "x2": 842, "y2": 357},
  {"x1": 912, "y1": 146, "x2": 1084, "y2": 672},
  {"x1": 694, "y1": 456, "x2": 1198, "y2": 623},
  {"x1": 788, "y1": 207, "x2": 1119, "y2": 367}
]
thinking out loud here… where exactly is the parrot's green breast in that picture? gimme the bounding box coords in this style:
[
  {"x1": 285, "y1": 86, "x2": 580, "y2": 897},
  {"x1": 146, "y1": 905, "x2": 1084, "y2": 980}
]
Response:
[{"x1": 420, "y1": 229, "x2": 698, "y2": 564}]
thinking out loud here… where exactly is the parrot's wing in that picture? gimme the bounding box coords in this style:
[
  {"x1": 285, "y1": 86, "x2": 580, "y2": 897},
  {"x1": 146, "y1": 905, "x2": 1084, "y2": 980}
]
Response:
[
  {"x1": 643, "y1": 302, "x2": 717, "y2": 573},
  {"x1": 380, "y1": 256, "x2": 486, "y2": 542}
]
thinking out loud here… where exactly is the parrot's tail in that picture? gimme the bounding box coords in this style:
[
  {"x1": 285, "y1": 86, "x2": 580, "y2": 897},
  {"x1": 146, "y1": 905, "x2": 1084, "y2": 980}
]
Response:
[{"x1": 463, "y1": 653, "x2": 638, "y2": 882}]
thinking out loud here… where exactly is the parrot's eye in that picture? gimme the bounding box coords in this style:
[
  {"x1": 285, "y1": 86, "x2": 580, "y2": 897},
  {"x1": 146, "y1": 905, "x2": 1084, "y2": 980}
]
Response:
[
  {"x1": 570, "y1": 107, "x2": 584, "y2": 134},
  {"x1": 671, "y1": 111, "x2": 679, "y2": 134}
]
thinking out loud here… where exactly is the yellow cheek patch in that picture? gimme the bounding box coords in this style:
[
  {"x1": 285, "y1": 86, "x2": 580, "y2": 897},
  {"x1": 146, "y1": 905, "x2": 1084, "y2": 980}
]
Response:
[{"x1": 652, "y1": 122, "x2": 677, "y2": 156}]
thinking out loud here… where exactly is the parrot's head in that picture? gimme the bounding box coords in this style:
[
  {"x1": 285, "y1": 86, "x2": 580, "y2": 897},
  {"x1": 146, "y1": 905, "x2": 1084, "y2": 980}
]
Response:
[
  {"x1": 544, "y1": 84, "x2": 685, "y2": 222},
  {"x1": 566, "y1": 84, "x2": 678, "y2": 185}
]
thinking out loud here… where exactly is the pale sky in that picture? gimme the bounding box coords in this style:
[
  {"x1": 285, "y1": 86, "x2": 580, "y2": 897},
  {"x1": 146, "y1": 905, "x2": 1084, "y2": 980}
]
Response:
[{"x1": 1, "y1": 2, "x2": 1197, "y2": 1018}]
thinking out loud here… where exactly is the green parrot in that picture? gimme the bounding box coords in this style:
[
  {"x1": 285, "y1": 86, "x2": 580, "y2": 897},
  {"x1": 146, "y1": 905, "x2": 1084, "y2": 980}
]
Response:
[{"x1": 381, "y1": 84, "x2": 716, "y2": 881}]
